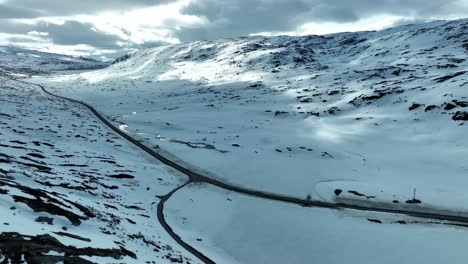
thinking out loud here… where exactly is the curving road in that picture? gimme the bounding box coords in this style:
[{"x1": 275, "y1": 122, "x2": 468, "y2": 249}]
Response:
[{"x1": 27, "y1": 80, "x2": 468, "y2": 264}]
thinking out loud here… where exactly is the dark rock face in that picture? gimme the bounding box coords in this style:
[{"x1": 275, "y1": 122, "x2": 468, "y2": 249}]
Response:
[
  {"x1": 409, "y1": 103, "x2": 423, "y2": 110},
  {"x1": 0, "y1": 232, "x2": 135, "y2": 263},
  {"x1": 452, "y1": 111, "x2": 468, "y2": 121},
  {"x1": 434, "y1": 71, "x2": 466, "y2": 82},
  {"x1": 424, "y1": 105, "x2": 437, "y2": 112},
  {"x1": 107, "y1": 173, "x2": 135, "y2": 179},
  {"x1": 334, "y1": 189, "x2": 343, "y2": 196},
  {"x1": 463, "y1": 43, "x2": 468, "y2": 52},
  {"x1": 340, "y1": 37, "x2": 367, "y2": 46},
  {"x1": 453, "y1": 100, "x2": 468, "y2": 107},
  {"x1": 444, "y1": 103, "x2": 457, "y2": 110},
  {"x1": 274, "y1": 111, "x2": 288, "y2": 116},
  {"x1": 35, "y1": 216, "x2": 54, "y2": 225},
  {"x1": 348, "y1": 190, "x2": 375, "y2": 199},
  {"x1": 112, "y1": 53, "x2": 133, "y2": 64}
]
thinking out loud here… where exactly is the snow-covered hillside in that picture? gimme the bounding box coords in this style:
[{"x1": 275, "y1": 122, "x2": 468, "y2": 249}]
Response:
[
  {"x1": 0, "y1": 76, "x2": 200, "y2": 263},
  {"x1": 0, "y1": 76, "x2": 201, "y2": 263},
  {"x1": 39, "y1": 19, "x2": 468, "y2": 207},
  {"x1": 4, "y1": 69, "x2": 468, "y2": 264},
  {"x1": 0, "y1": 17, "x2": 464, "y2": 264},
  {"x1": 0, "y1": 46, "x2": 107, "y2": 75}
]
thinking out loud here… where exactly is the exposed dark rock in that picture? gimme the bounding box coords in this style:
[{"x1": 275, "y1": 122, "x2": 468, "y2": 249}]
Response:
[
  {"x1": 18, "y1": 161, "x2": 53, "y2": 173},
  {"x1": 9, "y1": 140, "x2": 27, "y2": 145},
  {"x1": 409, "y1": 103, "x2": 423, "y2": 110},
  {"x1": 53, "y1": 231, "x2": 92, "y2": 242},
  {"x1": 452, "y1": 111, "x2": 468, "y2": 121},
  {"x1": 453, "y1": 100, "x2": 468, "y2": 107},
  {"x1": 462, "y1": 43, "x2": 468, "y2": 52},
  {"x1": 0, "y1": 112, "x2": 15, "y2": 118},
  {"x1": 0, "y1": 180, "x2": 94, "y2": 226},
  {"x1": 13, "y1": 195, "x2": 85, "y2": 226},
  {"x1": 293, "y1": 57, "x2": 304, "y2": 63},
  {"x1": 434, "y1": 71, "x2": 466, "y2": 82},
  {"x1": 340, "y1": 37, "x2": 367, "y2": 45},
  {"x1": 27, "y1": 153, "x2": 46, "y2": 159},
  {"x1": 107, "y1": 174, "x2": 135, "y2": 179},
  {"x1": 0, "y1": 232, "x2": 135, "y2": 263},
  {"x1": 348, "y1": 190, "x2": 376, "y2": 199},
  {"x1": 327, "y1": 107, "x2": 340, "y2": 114},
  {"x1": 444, "y1": 103, "x2": 457, "y2": 110},
  {"x1": 112, "y1": 53, "x2": 134, "y2": 64},
  {"x1": 274, "y1": 111, "x2": 288, "y2": 116},
  {"x1": 35, "y1": 216, "x2": 54, "y2": 225},
  {"x1": 299, "y1": 98, "x2": 313, "y2": 103},
  {"x1": 424, "y1": 105, "x2": 437, "y2": 112}
]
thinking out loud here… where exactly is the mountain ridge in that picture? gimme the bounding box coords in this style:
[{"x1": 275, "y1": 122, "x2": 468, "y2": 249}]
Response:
[{"x1": 0, "y1": 45, "x2": 108, "y2": 75}]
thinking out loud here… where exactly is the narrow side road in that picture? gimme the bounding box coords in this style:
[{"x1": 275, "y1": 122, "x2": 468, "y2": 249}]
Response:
[
  {"x1": 27, "y1": 80, "x2": 468, "y2": 264},
  {"x1": 157, "y1": 182, "x2": 216, "y2": 264}
]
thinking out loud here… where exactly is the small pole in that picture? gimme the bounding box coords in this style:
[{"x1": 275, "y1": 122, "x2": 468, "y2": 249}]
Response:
[{"x1": 413, "y1": 188, "x2": 416, "y2": 200}]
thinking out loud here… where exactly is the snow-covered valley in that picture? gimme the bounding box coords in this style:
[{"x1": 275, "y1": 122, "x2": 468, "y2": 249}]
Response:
[
  {"x1": 1, "y1": 18, "x2": 468, "y2": 263},
  {"x1": 38, "y1": 19, "x2": 468, "y2": 206},
  {"x1": 167, "y1": 183, "x2": 468, "y2": 264}
]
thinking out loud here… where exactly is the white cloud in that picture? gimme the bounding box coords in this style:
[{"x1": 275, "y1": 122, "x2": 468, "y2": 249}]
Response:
[
  {"x1": 27, "y1": 31, "x2": 49, "y2": 36},
  {"x1": 76, "y1": 1, "x2": 203, "y2": 44},
  {"x1": 0, "y1": 0, "x2": 467, "y2": 57},
  {"x1": 296, "y1": 15, "x2": 407, "y2": 35}
]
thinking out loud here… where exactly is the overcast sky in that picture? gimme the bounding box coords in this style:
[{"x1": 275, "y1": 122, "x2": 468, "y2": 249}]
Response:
[{"x1": 0, "y1": 0, "x2": 467, "y2": 59}]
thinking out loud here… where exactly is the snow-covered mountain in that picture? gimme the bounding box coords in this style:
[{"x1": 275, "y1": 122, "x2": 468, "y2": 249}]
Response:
[
  {"x1": 32, "y1": 19, "x2": 468, "y2": 262},
  {"x1": 0, "y1": 46, "x2": 107, "y2": 75},
  {"x1": 2, "y1": 18, "x2": 468, "y2": 263},
  {"x1": 41, "y1": 18, "x2": 468, "y2": 203}
]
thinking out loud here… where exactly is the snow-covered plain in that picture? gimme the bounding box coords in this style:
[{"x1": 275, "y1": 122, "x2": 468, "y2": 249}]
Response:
[
  {"x1": 0, "y1": 76, "x2": 196, "y2": 263},
  {"x1": 36, "y1": 19, "x2": 468, "y2": 208},
  {"x1": 167, "y1": 183, "x2": 468, "y2": 264}
]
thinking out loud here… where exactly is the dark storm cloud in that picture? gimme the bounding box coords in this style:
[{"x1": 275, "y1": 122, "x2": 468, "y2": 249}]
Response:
[
  {"x1": 1, "y1": 0, "x2": 173, "y2": 16},
  {"x1": 36, "y1": 21, "x2": 123, "y2": 48},
  {"x1": 0, "y1": 0, "x2": 467, "y2": 54},
  {"x1": 175, "y1": 0, "x2": 468, "y2": 41},
  {"x1": 0, "y1": 20, "x2": 35, "y2": 34},
  {"x1": 0, "y1": 4, "x2": 42, "y2": 18},
  {"x1": 176, "y1": 0, "x2": 306, "y2": 41},
  {"x1": 301, "y1": 0, "x2": 463, "y2": 22},
  {"x1": 1, "y1": 20, "x2": 124, "y2": 49},
  {"x1": 0, "y1": 0, "x2": 174, "y2": 50}
]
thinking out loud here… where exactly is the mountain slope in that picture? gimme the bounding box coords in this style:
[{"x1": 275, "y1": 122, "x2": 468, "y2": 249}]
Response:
[
  {"x1": 0, "y1": 76, "x2": 197, "y2": 263},
  {"x1": 4, "y1": 18, "x2": 466, "y2": 263},
  {"x1": 0, "y1": 46, "x2": 108, "y2": 75},
  {"x1": 39, "y1": 19, "x2": 468, "y2": 207}
]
